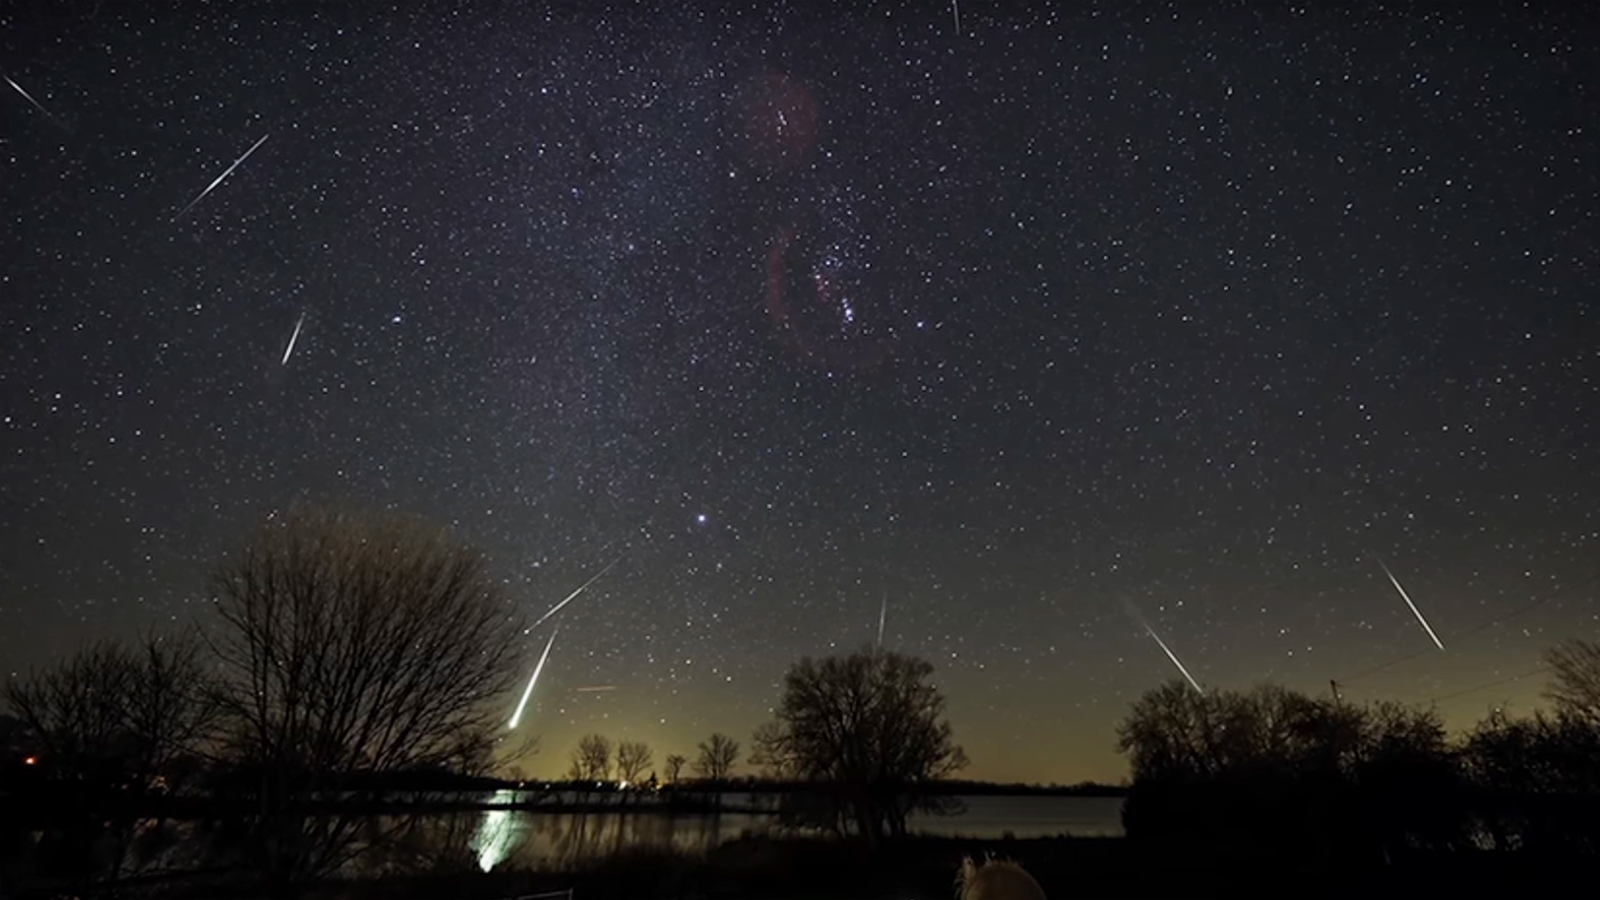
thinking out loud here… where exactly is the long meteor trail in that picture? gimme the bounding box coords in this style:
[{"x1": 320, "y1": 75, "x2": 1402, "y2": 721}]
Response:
[
  {"x1": 280, "y1": 312, "x2": 305, "y2": 365},
  {"x1": 1372, "y1": 554, "x2": 1445, "y2": 650},
  {"x1": 876, "y1": 591, "x2": 887, "y2": 649},
  {"x1": 1122, "y1": 598, "x2": 1203, "y2": 694},
  {"x1": 1145, "y1": 625, "x2": 1204, "y2": 694},
  {"x1": 531, "y1": 556, "x2": 621, "y2": 629},
  {"x1": 508, "y1": 627, "x2": 559, "y2": 730},
  {"x1": 174, "y1": 132, "x2": 270, "y2": 221},
  {"x1": 4, "y1": 74, "x2": 66, "y2": 129}
]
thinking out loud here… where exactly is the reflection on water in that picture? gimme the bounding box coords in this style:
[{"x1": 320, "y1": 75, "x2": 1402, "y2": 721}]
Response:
[
  {"x1": 470, "y1": 789, "x2": 522, "y2": 871},
  {"x1": 475, "y1": 806, "x2": 752, "y2": 871},
  {"x1": 929, "y1": 795, "x2": 1124, "y2": 839},
  {"x1": 35, "y1": 795, "x2": 1123, "y2": 882},
  {"x1": 459, "y1": 794, "x2": 1122, "y2": 872}
]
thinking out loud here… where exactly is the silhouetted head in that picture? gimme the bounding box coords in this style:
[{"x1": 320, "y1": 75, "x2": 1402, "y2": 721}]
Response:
[{"x1": 956, "y1": 854, "x2": 1048, "y2": 900}]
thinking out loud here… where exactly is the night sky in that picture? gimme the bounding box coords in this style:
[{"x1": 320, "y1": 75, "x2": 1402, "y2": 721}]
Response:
[{"x1": 3, "y1": 2, "x2": 1596, "y2": 784}]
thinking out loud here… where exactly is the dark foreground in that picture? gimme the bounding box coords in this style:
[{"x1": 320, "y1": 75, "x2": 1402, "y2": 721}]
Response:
[{"x1": 23, "y1": 835, "x2": 1589, "y2": 900}]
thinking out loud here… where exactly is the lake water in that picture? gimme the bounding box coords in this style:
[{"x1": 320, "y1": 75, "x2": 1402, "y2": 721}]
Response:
[
  {"x1": 420, "y1": 793, "x2": 1125, "y2": 873},
  {"x1": 16, "y1": 793, "x2": 1123, "y2": 881}
]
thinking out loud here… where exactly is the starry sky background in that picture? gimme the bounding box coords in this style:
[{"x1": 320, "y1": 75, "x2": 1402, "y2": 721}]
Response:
[{"x1": 2, "y1": 1, "x2": 1596, "y2": 784}]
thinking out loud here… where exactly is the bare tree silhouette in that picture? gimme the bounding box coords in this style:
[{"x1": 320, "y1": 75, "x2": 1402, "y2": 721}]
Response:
[
  {"x1": 1545, "y1": 639, "x2": 1600, "y2": 724},
  {"x1": 208, "y1": 506, "x2": 522, "y2": 893},
  {"x1": 752, "y1": 647, "x2": 967, "y2": 844},
  {"x1": 122, "y1": 630, "x2": 221, "y2": 788},
  {"x1": 569, "y1": 733, "x2": 613, "y2": 782},
  {"x1": 6, "y1": 641, "x2": 141, "y2": 783},
  {"x1": 615, "y1": 740, "x2": 653, "y2": 783},
  {"x1": 664, "y1": 753, "x2": 687, "y2": 784},
  {"x1": 694, "y1": 732, "x2": 740, "y2": 782},
  {"x1": 16, "y1": 638, "x2": 215, "y2": 772},
  {"x1": 4, "y1": 630, "x2": 217, "y2": 888}
]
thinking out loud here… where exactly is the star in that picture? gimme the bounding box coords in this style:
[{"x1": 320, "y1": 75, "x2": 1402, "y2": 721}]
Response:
[{"x1": 1, "y1": 2, "x2": 1592, "y2": 788}]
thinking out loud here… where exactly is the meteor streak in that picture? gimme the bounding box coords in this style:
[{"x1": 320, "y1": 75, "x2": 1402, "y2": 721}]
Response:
[
  {"x1": 280, "y1": 312, "x2": 305, "y2": 365},
  {"x1": 3, "y1": 74, "x2": 65, "y2": 129},
  {"x1": 1371, "y1": 554, "x2": 1445, "y2": 650},
  {"x1": 1145, "y1": 625, "x2": 1204, "y2": 694},
  {"x1": 508, "y1": 627, "x2": 559, "y2": 730},
  {"x1": 531, "y1": 556, "x2": 621, "y2": 629},
  {"x1": 575, "y1": 685, "x2": 617, "y2": 693},
  {"x1": 174, "y1": 132, "x2": 270, "y2": 221},
  {"x1": 1121, "y1": 598, "x2": 1204, "y2": 694},
  {"x1": 876, "y1": 591, "x2": 887, "y2": 649}
]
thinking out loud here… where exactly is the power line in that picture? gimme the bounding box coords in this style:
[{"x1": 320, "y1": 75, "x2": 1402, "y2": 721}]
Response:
[
  {"x1": 1339, "y1": 569, "x2": 1600, "y2": 685},
  {"x1": 1426, "y1": 666, "x2": 1547, "y2": 706},
  {"x1": 1448, "y1": 569, "x2": 1600, "y2": 643},
  {"x1": 1340, "y1": 646, "x2": 1435, "y2": 686}
]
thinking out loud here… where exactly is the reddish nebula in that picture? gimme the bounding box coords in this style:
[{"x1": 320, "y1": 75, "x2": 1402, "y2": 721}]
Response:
[
  {"x1": 739, "y1": 73, "x2": 821, "y2": 171},
  {"x1": 763, "y1": 225, "x2": 894, "y2": 373},
  {"x1": 763, "y1": 226, "x2": 805, "y2": 353}
]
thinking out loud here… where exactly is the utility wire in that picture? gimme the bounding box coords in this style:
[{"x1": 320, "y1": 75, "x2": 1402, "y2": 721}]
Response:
[
  {"x1": 1425, "y1": 666, "x2": 1547, "y2": 706},
  {"x1": 1339, "y1": 569, "x2": 1600, "y2": 685}
]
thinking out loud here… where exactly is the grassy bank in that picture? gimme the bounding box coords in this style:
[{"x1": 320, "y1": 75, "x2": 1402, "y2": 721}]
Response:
[
  {"x1": 8, "y1": 832, "x2": 1593, "y2": 898},
  {"x1": 298, "y1": 834, "x2": 1589, "y2": 900}
]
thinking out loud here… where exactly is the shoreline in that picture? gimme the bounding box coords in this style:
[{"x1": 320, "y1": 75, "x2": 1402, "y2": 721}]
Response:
[
  {"x1": 8, "y1": 827, "x2": 1590, "y2": 898},
  {"x1": 1, "y1": 788, "x2": 1127, "y2": 824}
]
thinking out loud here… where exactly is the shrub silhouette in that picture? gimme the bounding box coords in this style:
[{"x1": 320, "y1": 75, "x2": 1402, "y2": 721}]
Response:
[
  {"x1": 1461, "y1": 708, "x2": 1600, "y2": 853},
  {"x1": 1116, "y1": 681, "x2": 1468, "y2": 866},
  {"x1": 1454, "y1": 641, "x2": 1600, "y2": 854}
]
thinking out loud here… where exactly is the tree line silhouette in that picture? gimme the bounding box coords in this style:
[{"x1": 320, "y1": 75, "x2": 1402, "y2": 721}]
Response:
[
  {"x1": 0, "y1": 506, "x2": 970, "y2": 896},
  {"x1": 558, "y1": 732, "x2": 741, "y2": 787},
  {"x1": 4, "y1": 507, "x2": 530, "y2": 896},
  {"x1": 3, "y1": 504, "x2": 1597, "y2": 898},
  {"x1": 1116, "y1": 639, "x2": 1600, "y2": 867}
]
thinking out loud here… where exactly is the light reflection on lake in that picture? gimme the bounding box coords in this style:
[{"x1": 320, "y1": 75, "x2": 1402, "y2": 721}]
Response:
[
  {"x1": 469, "y1": 790, "x2": 523, "y2": 871},
  {"x1": 462, "y1": 793, "x2": 1123, "y2": 872}
]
